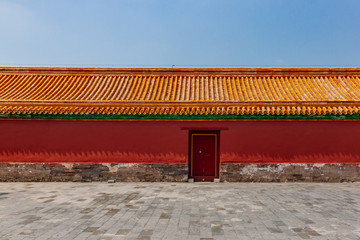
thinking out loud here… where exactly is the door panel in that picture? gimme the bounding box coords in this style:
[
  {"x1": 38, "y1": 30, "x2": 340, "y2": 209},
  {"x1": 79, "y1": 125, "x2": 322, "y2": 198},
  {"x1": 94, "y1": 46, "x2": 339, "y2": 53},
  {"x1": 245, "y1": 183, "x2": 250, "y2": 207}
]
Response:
[{"x1": 191, "y1": 132, "x2": 218, "y2": 181}]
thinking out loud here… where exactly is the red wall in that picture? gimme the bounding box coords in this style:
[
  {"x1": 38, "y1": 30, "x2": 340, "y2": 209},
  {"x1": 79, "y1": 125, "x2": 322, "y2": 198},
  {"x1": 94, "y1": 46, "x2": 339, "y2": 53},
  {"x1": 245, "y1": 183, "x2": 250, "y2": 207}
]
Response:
[{"x1": 1, "y1": 119, "x2": 360, "y2": 164}]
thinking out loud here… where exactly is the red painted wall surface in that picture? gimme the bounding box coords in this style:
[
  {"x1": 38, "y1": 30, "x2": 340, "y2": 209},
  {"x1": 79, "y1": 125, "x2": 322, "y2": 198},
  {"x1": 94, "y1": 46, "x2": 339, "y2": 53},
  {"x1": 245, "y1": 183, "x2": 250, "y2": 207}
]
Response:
[{"x1": 1, "y1": 120, "x2": 360, "y2": 164}]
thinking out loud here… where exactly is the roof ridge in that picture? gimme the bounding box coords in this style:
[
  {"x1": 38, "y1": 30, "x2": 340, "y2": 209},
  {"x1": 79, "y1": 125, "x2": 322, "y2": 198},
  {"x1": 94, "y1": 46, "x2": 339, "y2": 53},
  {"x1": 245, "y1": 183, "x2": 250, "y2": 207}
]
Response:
[{"x1": 1, "y1": 67, "x2": 360, "y2": 75}]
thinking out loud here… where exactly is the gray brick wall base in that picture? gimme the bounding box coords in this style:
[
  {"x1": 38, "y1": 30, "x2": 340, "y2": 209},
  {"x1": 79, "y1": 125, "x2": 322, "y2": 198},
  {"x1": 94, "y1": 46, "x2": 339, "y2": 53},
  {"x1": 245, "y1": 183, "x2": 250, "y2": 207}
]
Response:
[
  {"x1": 221, "y1": 163, "x2": 360, "y2": 182},
  {"x1": 0, "y1": 162, "x2": 359, "y2": 182}
]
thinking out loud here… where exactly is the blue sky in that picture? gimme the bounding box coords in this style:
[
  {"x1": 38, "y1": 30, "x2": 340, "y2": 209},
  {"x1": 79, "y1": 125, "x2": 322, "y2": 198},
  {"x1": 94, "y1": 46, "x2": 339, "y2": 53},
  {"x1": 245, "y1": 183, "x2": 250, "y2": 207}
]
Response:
[{"x1": 0, "y1": 0, "x2": 359, "y2": 67}]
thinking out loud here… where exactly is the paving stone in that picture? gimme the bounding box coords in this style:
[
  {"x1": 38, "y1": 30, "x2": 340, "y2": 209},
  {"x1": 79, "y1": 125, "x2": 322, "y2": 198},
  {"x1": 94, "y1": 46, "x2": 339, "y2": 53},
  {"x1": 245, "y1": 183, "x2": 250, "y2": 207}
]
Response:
[{"x1": 0, "y1": 182, "x2": 359, "y2": 239}]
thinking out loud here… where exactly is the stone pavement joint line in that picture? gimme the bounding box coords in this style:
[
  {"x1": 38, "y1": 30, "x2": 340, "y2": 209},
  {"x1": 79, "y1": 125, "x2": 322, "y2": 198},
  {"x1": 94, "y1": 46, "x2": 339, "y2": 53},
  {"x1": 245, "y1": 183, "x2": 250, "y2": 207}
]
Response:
[{"x1": 0, "y1": 182, "x2": 359, "y2": 240}]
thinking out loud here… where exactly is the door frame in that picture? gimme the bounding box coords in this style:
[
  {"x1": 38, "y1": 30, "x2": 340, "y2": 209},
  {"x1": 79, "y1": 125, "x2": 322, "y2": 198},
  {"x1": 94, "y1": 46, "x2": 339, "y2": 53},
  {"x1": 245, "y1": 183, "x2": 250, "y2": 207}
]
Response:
[{"x1": 188, "y1": 130, "x2": 220, "y2": 180}]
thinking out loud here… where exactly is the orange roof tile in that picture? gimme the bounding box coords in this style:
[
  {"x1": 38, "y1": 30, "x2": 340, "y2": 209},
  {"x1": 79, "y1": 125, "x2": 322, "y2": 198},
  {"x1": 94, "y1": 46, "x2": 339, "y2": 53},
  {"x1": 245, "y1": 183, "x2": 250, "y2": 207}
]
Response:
[{"x1": 0, "y1": 67, "x2": 360, "y2": 116}]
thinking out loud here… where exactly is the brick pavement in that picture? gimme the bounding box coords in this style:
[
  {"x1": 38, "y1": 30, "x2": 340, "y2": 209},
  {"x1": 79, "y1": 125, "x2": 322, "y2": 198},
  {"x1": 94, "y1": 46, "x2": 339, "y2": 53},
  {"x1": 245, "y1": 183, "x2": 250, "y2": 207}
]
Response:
[{"x1": 0, "y1": 182, "x2": 359, "y2": 240}]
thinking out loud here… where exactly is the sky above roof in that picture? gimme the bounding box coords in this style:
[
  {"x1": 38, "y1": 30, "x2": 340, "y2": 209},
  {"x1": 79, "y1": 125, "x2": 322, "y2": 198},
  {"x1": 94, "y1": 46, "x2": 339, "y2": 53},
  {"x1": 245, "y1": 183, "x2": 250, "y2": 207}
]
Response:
[{"x1": 0, "y1": 0, "x2": 359, "y2": 67}]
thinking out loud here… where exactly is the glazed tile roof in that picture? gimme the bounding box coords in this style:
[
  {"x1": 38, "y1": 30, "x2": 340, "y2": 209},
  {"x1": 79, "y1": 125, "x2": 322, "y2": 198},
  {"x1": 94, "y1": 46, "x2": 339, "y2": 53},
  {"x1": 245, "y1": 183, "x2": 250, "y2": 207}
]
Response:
[{"x1": 0, "y1": 67, "x2": 360, "y2": 116}]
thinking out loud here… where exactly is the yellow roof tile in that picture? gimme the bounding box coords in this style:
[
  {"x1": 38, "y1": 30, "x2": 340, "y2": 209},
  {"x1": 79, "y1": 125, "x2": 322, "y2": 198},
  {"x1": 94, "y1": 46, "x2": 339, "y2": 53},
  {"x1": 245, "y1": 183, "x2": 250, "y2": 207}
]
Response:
[{"x1": 0, "y1": 67, "x2": 360, "y2": 116}]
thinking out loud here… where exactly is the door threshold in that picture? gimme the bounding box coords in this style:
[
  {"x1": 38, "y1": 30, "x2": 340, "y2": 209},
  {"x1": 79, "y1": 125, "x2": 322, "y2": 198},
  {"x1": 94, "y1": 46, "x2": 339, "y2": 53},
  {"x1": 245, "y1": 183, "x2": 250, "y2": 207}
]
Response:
[{"x1": 192, "y1": 176, "x2": 216, "y2": 182}]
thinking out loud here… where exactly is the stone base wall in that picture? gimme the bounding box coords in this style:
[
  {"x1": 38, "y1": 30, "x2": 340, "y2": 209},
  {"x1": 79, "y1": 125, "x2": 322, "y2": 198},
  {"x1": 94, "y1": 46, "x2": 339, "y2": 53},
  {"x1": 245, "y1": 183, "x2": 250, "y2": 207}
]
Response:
[
  {"x1": 0, "y1": 163, "x2": 188, "y2": 182},
  {"x1": 220, "y1": 163, "x2": 360, "y2": 182},
  {"x1": 0, "y1": 162, "x2": 360, "y2": 182}
]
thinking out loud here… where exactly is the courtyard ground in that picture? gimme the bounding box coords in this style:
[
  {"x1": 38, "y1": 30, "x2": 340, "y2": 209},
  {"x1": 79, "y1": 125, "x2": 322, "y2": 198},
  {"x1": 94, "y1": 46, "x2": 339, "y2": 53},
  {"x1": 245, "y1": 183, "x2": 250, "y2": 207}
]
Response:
[{"x1": 0, "y1": 182, "x2": 359, "y2": 240}]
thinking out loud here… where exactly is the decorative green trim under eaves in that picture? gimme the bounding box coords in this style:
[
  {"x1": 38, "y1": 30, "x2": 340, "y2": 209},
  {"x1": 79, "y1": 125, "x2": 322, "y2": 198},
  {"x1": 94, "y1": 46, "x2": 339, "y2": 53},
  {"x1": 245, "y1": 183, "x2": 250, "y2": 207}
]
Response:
[{"x1": 1, "y1": 113, "x2": 360, "y2": 120}]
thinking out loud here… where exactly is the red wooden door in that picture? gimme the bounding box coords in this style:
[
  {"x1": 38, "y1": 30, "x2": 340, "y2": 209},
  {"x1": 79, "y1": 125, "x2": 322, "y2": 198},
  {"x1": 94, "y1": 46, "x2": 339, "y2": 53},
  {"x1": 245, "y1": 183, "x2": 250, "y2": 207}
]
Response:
[{"x1": 191, "y1": 133, "x2": 218, "y2": 182}]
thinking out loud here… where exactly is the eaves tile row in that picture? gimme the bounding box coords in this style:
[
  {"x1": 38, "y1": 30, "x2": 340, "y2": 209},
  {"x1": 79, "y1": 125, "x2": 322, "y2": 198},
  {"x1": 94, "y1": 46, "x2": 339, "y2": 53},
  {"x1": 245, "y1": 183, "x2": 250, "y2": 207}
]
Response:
[{"x1": 1, "y1": 105, "x2": 360, "y2": 116}]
